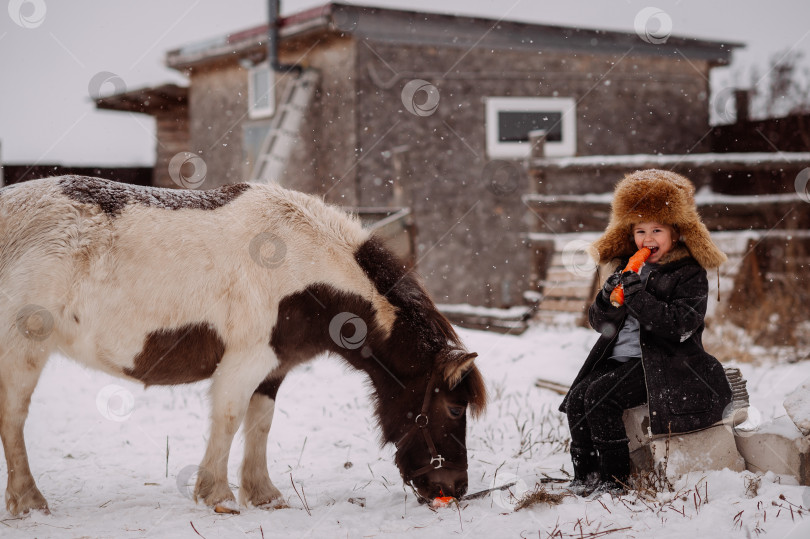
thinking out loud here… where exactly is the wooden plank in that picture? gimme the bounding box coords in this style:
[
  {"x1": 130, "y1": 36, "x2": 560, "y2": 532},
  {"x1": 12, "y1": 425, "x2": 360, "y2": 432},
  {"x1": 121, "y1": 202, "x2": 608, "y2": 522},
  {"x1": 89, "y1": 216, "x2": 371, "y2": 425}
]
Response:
[
  {"x1": 535, "y1": 378, "x2": 570, "y2": 395},
  {"x1": 540, "y1": 284, "x2": 593, "y2": 299},
  {"x1": 447, "y1": 315, "x2": 529, "y2": 335},
  {"x1": 529, "y1": 152, "x2": 810, "y2": 170},
  {"x1": 544, "y1": 267, "x2": 593, "y2": 284},
  {"x1": 539, "y1": 298, "x2": 590, "y2": 313},
  {"x1": 535, "y1": 311, "x2": 582, "y2": 325},
  {"x1": 550, "y1": 252, "x2": 595, "y2": 268}
]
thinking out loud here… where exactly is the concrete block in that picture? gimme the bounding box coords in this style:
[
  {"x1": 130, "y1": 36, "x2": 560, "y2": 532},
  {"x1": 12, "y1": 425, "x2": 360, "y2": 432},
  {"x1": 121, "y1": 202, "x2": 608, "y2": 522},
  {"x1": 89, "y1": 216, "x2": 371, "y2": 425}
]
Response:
[
  {"x1": 734, "y1": 416, "x2": 810, "y2": 485},
  {"x1": 629, "y1": 445, "x2": 654, "y2": 475},
  {"x1": 623, "y1": 405, "x2": 746, "y2": 481},
  {"x1": 649, "y1": 425, "x2": 746, "y2": 481},
  {"x1": 623, "y1": 405, "x2": 650, "y2": 453},
  {"x1": 784, "y1": 379, "x2": 810, "y2": 436}
]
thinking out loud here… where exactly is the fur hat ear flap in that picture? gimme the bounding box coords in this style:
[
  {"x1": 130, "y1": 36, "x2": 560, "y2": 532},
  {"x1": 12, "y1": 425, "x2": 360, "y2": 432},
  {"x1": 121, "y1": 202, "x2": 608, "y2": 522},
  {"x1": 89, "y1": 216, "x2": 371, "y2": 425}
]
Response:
[
  {"x1": 589, "y1": 221, "x2": 635, "y2": 266},
  {"x1": 590, "y1": 169, "x2": 727, "y2": 269},
  {"x1": 677, "y1": 220, "x2": 728, "y2": 269}
]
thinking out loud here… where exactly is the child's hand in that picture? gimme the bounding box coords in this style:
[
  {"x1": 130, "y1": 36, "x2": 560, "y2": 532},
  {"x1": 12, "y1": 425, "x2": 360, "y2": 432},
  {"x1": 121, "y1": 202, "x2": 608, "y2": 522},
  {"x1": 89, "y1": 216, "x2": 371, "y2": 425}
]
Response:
[
  {"x1": 600, "y1": 272, "x2": 622, "y2": 301},
  {"x1": 621, "y1": 271, "x2": 643, "y2": 298}
]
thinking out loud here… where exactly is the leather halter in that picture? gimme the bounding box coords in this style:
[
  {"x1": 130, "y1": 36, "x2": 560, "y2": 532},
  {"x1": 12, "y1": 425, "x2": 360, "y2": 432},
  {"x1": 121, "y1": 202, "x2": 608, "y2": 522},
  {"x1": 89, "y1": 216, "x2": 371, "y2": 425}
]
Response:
[{"x1": 395, "y1": 368, "x2": 466, "y2": 478}]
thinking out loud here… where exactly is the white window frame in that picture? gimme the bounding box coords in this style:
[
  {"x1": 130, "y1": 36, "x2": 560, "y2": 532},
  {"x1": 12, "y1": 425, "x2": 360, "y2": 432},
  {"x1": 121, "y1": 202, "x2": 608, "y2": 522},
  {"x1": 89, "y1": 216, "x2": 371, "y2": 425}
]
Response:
[
  {"x1": 485, "y1": 97, "x2": 577, "y2": 158},
  {"x1": 248, "y1": 62, "x2": 275, "y2": 119}
]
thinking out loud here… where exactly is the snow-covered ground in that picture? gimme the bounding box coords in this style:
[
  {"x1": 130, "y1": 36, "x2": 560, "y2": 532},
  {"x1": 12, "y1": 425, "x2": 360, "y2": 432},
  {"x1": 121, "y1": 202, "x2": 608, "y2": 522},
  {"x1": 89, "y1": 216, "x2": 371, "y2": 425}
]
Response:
[{"x1": 3, "y1": 323, "x2": 810, "y2": 538}]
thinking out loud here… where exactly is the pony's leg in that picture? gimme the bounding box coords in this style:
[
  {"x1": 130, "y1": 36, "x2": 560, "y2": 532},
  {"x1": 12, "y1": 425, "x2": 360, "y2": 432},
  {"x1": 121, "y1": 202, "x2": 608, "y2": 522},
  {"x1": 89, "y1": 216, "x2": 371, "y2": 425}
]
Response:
[
  {"x1": 0, "y1": 352, "x2": 50, "y2": 516},
  {"x1": 239, "y1": 378, "x2": 285, "y2": 508},
  {"x1": 194, "y1": 352, "x2": 274, "y2": 513}
]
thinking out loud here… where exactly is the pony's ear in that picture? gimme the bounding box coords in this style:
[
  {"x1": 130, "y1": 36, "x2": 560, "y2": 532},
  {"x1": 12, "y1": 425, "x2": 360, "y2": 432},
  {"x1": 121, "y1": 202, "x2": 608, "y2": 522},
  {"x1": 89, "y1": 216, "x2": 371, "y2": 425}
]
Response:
[{"x1": 440, "y1": 350, "x2": 478, "y2": 388}]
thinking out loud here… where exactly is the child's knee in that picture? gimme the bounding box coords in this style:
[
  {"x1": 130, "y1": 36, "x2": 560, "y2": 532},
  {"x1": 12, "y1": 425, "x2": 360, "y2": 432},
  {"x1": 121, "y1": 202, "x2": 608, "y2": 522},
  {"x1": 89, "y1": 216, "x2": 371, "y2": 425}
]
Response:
[
  {"x1": 582, "y1": 384, "x2": 603, "y2": 410},
  {"x1": 583, "y1": 382, "x2": 622, "y2": 414},
  {"x1": 570, "y1": 380, "x2": 591, "y2": 402}
]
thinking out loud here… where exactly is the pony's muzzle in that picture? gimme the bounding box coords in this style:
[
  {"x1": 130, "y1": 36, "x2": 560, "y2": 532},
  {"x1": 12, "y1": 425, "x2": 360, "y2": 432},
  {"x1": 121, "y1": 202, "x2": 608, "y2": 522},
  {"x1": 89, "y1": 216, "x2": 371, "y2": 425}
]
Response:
[{"x1": 421, "y1": 468, "x2": 468, "y2": 499}]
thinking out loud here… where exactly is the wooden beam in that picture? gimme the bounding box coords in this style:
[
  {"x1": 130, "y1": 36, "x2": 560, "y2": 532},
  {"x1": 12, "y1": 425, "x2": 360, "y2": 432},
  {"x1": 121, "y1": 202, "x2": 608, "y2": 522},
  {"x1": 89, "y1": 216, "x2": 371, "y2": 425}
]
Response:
[{"x1": 529, "y1": 152, "x2": 810, "y2": 171}]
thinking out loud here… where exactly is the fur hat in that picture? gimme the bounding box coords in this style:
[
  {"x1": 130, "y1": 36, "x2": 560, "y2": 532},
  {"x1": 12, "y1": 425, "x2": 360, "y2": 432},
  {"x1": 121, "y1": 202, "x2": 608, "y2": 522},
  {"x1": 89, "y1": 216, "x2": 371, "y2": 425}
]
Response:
[{"x1": 590, "y1": 169, "x2": 727, "y2": 269}]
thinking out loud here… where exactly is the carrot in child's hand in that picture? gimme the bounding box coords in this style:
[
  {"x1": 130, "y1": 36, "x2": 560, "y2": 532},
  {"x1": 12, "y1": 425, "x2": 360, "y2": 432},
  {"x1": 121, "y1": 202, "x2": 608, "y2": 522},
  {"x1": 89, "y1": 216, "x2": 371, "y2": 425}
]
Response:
[{"x1": 609, "y1": 247, "x2": 652, "y2": 307}]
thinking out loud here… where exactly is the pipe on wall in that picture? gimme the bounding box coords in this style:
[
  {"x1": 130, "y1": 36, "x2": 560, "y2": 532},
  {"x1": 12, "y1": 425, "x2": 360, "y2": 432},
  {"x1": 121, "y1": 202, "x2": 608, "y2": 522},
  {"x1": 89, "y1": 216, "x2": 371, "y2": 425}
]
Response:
[{"x1": 267, "y1": 0, "x2": 302, "y2": 73}]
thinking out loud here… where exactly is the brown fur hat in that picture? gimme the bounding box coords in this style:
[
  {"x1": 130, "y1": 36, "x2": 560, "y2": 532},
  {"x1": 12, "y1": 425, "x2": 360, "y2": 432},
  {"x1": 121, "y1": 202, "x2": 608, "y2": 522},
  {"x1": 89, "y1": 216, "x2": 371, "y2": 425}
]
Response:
[{"x1": 590, "y1": 169, "x2": 727, "y2": 269}]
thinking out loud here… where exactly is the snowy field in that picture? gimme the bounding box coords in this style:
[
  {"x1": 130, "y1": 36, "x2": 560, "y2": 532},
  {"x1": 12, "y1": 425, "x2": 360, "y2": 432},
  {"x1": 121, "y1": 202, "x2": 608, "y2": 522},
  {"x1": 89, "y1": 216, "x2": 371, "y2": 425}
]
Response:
[{"x1": 2, "y1": 323, "x2": 810, "y2": 538}]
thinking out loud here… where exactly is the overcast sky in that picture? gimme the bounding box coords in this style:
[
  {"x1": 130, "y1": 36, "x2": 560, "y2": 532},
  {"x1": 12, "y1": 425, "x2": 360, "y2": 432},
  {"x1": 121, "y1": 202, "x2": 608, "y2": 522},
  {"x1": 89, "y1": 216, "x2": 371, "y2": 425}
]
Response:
[{"x1": 1, "y1": 0, "x2": 808, "y2": 166}]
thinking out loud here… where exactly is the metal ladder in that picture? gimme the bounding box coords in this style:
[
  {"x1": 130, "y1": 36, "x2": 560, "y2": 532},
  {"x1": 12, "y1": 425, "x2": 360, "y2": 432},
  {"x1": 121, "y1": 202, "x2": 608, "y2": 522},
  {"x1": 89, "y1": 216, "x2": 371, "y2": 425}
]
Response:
[{"x1": 249, "y1": 68, "x2": 319, "y2": 183}]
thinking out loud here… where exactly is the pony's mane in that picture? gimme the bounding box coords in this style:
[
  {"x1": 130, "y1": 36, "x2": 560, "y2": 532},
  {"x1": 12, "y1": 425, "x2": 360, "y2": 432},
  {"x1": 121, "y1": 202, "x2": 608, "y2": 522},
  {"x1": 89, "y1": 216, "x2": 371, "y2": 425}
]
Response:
[
  {"x1": 354, "y1": 237, "x2": 462, "y2": 355},
  {"x1": 354, "y1": 237, "x2": 486, "y2": 417}
]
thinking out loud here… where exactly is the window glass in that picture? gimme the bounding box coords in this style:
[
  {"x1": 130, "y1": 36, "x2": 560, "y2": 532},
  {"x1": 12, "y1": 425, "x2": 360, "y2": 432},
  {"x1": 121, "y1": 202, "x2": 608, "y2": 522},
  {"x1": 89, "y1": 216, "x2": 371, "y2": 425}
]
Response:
[
  {"x1": 497, "y1": 111, "x2": 563, "y2": 143},
  {"x1": 249, "y1": 63, "x2": 274, "y2": 118},
  {"x1": 486, "y1": 97, "x2": 576, "y2": 158}
]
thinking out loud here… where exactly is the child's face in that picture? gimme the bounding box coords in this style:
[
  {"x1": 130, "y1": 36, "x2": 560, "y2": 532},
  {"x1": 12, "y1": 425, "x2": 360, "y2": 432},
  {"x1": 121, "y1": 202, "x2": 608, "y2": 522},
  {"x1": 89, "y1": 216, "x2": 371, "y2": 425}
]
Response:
[{"x1": 633, "y1": 221, "x2": 677, "y2": 263}]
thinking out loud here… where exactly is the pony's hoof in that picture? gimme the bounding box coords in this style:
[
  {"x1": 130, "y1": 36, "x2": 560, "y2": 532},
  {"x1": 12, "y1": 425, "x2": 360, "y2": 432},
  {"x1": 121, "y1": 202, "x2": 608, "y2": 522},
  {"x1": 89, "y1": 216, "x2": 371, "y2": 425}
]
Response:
[
  {"x1": 213, "y1": 500, "x2": 240, "y2": 514},
  {"x1": 6, "y1": 491, "x2": 50, "y2": 517},
  {"x1": 256, "y1": 498, "x2": 289, "y2": 510},
  {"x1": 194, "y1": 476, "x2": 239, "y2": 513},
  {"x1": 241, "y1": 482, "x2": 284, "y2": 509}
]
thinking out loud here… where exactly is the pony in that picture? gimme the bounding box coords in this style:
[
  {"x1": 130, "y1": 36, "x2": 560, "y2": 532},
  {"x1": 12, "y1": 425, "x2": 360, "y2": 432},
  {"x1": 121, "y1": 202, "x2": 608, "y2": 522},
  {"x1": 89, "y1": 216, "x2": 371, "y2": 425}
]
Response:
[{"x1": 0, "y1": 176, "x2": 486, "y2": 515}]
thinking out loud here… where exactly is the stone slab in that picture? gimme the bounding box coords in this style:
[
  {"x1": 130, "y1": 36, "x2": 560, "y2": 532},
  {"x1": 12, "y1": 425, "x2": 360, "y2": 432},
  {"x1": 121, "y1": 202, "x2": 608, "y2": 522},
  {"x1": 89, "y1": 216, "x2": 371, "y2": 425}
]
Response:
[{"x1": 734, "y1": 416, "x2": 810, "y2": 485}]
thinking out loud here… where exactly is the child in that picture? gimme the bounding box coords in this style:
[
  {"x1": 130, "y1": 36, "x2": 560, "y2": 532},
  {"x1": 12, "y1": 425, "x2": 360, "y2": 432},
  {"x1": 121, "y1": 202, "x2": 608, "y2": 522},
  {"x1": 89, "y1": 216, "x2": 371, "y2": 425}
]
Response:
[{"x1": 559, "y1": 169, "x2": 733, "y2": 496}]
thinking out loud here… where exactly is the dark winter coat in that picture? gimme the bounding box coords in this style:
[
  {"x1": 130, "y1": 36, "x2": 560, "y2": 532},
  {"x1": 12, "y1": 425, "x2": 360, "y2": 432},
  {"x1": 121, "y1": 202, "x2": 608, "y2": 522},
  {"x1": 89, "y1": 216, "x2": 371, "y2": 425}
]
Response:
[{"x1": 559, "y1": 245, "x2": 733, "y2": 436}]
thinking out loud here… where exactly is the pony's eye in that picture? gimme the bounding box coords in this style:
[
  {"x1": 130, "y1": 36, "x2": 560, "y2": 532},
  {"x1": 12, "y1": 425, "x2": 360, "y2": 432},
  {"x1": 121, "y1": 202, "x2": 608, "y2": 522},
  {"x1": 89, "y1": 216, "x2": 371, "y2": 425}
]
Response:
[{"x1": 448, "y1": 406, "x2": 465, "y2": 418}]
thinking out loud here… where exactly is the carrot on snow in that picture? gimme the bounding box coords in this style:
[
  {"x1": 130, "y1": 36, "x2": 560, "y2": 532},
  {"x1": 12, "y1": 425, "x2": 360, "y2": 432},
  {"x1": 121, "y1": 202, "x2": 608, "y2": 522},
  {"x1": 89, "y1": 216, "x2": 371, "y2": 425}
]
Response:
[
  {"x1": 609, "y1": 247, "x2": 652, "y2": 307},
  {"x1": 431, "y1": 496, "x2": 456, "y2": 508}
]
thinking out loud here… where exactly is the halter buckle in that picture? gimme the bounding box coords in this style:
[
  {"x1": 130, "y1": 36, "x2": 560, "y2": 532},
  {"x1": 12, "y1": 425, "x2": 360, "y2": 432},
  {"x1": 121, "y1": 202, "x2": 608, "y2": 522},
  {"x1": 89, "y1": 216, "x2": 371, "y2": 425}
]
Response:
[
  {"x1": 430, "y1": 455, "x2": 445, "y2": 469},
  {"x1": 414, "y1": 414, "x2": 429, "y2": 428}
]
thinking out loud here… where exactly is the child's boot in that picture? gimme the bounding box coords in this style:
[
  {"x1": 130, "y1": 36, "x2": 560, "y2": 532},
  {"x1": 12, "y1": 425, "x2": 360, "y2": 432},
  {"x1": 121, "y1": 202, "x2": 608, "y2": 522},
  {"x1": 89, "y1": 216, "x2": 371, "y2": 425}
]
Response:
[
  {"x1": 591, "y1": 440, "x2": 631, "y2": 496},
  {"x1": 567, "y1": 444, "x2": 600, "y2": 496}
]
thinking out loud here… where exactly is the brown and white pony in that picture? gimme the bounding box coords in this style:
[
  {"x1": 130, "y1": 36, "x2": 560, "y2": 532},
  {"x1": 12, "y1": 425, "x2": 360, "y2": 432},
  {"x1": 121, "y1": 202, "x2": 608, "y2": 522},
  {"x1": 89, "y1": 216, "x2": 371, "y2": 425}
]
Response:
[{"x1": 0, "y1": 176, "x2": 486, "y2": 515}]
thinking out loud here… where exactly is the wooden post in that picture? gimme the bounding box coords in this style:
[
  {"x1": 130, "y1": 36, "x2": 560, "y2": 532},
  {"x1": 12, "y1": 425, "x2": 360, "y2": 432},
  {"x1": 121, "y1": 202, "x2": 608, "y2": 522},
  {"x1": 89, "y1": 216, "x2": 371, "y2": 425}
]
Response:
[
  {"x1": 527, "y1": 128, "x2": 547, "y2": 196},
  {"x1": 529, "y1": 129, "x2": 547, "y2": 160},
  {"x1": 734, "y1": 89, "x2": 750, "y2": 123},
  {"x1": 390, "y1": 144, "x2": 409, "y2": 209},
  {"x1": 526, "y1": 129, "x2": 549, "y2": 300}
]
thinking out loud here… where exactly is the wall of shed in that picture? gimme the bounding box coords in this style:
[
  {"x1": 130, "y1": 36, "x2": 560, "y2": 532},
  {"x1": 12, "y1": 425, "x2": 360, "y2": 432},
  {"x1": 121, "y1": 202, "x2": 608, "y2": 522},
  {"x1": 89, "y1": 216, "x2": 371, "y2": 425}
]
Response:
[
  {"x1": 187, "y1": 62, "x2": 250, "y2": 188},
  {"x1": 154, "y1": 110, "x2": 190, "y2": 188},
  {"x1": 281, "y1": 36, "x2": 359, "y2": 205},
  {"x1": 184, "y1": 36, "x2": 361, "y2": 203}
]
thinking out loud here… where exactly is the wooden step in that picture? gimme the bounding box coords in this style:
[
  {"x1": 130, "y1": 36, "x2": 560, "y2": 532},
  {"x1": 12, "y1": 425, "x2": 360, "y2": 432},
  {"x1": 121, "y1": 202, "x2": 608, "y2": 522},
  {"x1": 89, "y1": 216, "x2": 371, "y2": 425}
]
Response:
[
  {"x1": 539, "y1": 284, "x2": 593, "y2": 299},
  {"x1": 539, "y1": 298, "x2": 590, "y2": 313}
]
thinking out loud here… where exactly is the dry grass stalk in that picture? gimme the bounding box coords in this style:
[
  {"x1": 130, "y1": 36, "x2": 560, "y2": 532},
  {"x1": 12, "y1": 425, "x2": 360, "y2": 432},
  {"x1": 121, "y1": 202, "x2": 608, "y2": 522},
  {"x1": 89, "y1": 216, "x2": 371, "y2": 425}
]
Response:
[
  {"x1": 724, "y1": 247, "x2": 810, "y2": 350},
  {"x1": 190, "y1": 521, "x2": 206, "y2": 539},
  {"x1": 543, "y1": 524, "x2": 633, "y2": 538},
  {"x1": 744, "y1": 474, "x2": 762, "y2": 498},
  {"x1": 290, "y1": 474, "x2": 311, "y2": 516},
  {"x1": 513, "y1": 484, "x2": 567, "y2": 511},
  {"x1": 631, "y1": 434, "x2": 674, "y2": 499}
]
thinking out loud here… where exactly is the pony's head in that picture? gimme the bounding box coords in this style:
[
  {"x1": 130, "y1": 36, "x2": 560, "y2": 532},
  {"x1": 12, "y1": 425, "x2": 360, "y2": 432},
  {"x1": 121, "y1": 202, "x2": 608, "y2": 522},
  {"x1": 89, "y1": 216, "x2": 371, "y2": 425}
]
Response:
[{"x1": 380, "y1": 348, "x2": 486, "y2": 501}]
